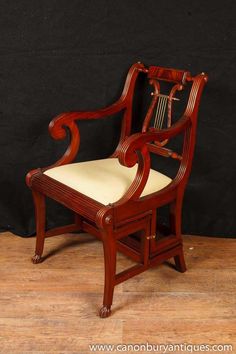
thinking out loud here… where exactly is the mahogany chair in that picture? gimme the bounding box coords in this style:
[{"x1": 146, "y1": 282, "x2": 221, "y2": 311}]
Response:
[{"x1": 26, "y1": 62, "x2": 208, "y2": 318}]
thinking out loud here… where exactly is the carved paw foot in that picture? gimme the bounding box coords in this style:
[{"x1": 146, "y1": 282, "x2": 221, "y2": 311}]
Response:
[
  {"x1": 31, "y1": 254, "x2": 42, "y2": 264},
  {"x1": 99, "y1": 305, "x2": 111, "y2": 318}
]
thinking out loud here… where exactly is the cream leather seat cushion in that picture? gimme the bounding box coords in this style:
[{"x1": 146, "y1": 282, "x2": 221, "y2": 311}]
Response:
[{"x1": 44, "y1": 158, "x2": 172, "y2": 205}]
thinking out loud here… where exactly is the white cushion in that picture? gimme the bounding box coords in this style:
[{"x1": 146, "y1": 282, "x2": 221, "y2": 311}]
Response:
[{"x1": 44, "y1": 158, "x2": 172, "y2": 205}]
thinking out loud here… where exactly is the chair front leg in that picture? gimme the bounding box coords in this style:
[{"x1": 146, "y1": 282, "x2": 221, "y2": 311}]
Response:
[
  {"x1": 99, "y1": 227, "x2": 117, "y2": 318},
  {"x1": 31, "y1": 190, "x2": 46, "y2": 264}
]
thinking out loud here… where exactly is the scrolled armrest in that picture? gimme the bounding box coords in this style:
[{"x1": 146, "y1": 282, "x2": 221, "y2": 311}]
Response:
[
  {"x1": 47, "y1": 100, "x2": 127, "y2": 168},
  {"x1": 48, "y1": 62, "x2": 145, "y2": 141},
  {"x1": 46, "y1": 62, "x2": 145, "y2": 168},
  {"x1": 49, "y1": 101, "x2": 126, "y2": 141},
  {"x1": 112, "y1": 115, "x2": 191, "y2": 205},
  {"x1": 118, "y1": 115, "x2": 191, "y2": 168},
  {"x1": 26, "y1": 102, "x2": 128, "y2": 181}
]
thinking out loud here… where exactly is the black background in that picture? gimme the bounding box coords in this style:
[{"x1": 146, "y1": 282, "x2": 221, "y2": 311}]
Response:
[{"x1": 0, "y1": 0, "x2": 235, "y2": 237}]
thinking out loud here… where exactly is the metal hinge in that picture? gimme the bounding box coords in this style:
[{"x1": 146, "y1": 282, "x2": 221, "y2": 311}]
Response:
[{"x1": 146, "y1": 234, "x2": 156, "y2": 240}]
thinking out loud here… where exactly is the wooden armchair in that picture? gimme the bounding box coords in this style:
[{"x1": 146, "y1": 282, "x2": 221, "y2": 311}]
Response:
[{"x1": 26, "y1": 62, "x2": 208, "y2": 318}]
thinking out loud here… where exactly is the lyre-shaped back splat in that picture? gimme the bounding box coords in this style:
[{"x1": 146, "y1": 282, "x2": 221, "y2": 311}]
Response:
[
  {"x1": 142, "y1": 80, "x2": 183, "y2": 147},
  {"x1": 141, "y1": 67, "x2": 190, "y2": 160},
  {"x1": 142, "y1": 65, "x2": 190, "y2": 136}
]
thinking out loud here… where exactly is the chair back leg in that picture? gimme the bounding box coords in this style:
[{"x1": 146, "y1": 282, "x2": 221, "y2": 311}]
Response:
[
  {"x1": 170, "y1": 194, "x2": 187, "y2": 272},
  {"x1": 174, "y1": 250, "x2": 187, "y2": 273}
]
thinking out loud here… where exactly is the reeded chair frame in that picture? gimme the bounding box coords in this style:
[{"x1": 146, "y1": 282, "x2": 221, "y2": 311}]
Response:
[{"x1": 26, "y1": 62, "x2": 208, "y2": 318}]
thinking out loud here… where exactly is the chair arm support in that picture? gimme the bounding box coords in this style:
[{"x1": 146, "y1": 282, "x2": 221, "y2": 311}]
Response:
[
  {"x1": 47, "y1": 100, "x2": 127, "y2": 168},
  {"x1": 46, "y1": 62, "x2": 145, "y2": 168},
  {"x1": 48, "y1": 62, "x2": 146, "y2": 141}
]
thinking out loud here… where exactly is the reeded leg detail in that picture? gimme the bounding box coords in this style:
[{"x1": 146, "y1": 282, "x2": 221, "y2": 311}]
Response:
[{"x1": 32, "y1": 190, "x2": 46, "y2": 264}]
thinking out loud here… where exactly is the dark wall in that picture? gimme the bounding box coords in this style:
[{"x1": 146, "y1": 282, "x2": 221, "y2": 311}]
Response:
[{"x1": 0, "y1": 0, "x2": 235, "y2": 237}]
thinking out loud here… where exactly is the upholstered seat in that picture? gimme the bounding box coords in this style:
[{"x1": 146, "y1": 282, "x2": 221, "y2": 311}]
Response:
[{"x1": 44, "y1": 158, "x2": 172, "y2": 205}]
